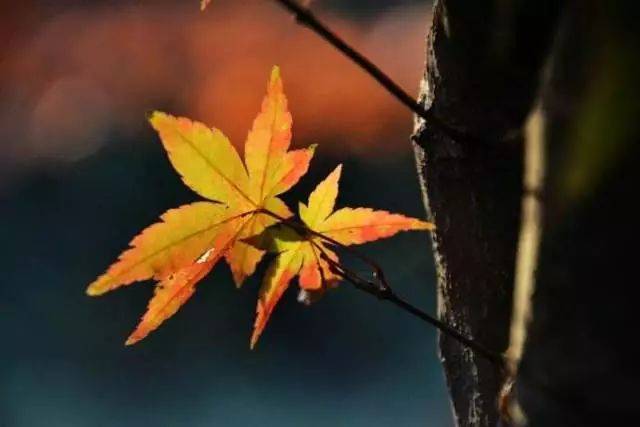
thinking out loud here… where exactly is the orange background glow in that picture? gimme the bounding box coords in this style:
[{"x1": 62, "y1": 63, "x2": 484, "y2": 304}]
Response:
[{"x1": 1, "y1": 0, "x2": 430, "y2": 185}]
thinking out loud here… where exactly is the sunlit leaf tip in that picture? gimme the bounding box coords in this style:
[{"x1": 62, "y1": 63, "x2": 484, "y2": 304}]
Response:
[
  {"x1": 269, "y1": 65, "x2": 282, "y2": 90},
  {"x1": 125, "y1": 248, "x2": 220, "y2": 346},
  {"x1": 200, "y1": 0, "x2": 212, "y2": 11}
]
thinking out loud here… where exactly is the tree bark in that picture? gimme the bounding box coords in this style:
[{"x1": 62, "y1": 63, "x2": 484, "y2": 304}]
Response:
[{"x1": 412, "y1": 1, "x2": 562, "y2": 425}]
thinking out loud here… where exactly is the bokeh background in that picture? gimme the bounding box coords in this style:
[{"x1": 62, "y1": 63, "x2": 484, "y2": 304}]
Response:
[{"x1": 0, "y1": 1, "x2": 450, "y2": 425}]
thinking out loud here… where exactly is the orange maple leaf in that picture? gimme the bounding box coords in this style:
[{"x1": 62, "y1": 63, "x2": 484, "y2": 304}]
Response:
[
  {"x1": 251, "y1": 165, "x2": 434, "y2": 348},
  {"x1": 87, "y1": 66, "x2": 315, "y2": 344}
]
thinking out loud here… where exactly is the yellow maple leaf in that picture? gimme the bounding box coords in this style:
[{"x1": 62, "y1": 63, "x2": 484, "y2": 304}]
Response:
[
  {"x1": 251, "y1": 165, "x2": 434, "y2": 348},
  {"x1": 87, "y1": 66, "x2": 314, "y2": 344}
]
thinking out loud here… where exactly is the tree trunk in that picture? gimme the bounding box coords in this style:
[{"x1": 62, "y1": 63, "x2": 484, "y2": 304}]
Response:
[
  {"x1": 412, "y1": 1, "x2": 562, "y2": 425},
  {"x1": 414, "y1": 0, "x2": 640, "y2": 425}
]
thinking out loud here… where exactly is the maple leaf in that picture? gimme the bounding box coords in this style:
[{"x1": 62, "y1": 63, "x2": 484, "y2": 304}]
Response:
[
  {"x1": 250, "y1": 165, "x2": 434, "y2": 348},
  {"x1": 125, "y1": 247, "x2": 220, "y2": 345},
  {"x1": 87, "y1": 66, "x2": 314, "y2": 344}
]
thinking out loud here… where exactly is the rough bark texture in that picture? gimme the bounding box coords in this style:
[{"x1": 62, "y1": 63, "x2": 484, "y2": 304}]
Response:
[
  {"x1": 517, "y1": 1, "x2": 640, "y2": 424},
  {"x1": 412, "y1": 1, "x2": 562, "y2": 425}
]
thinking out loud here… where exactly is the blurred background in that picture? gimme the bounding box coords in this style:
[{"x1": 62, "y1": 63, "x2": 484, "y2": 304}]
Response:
[{"x1": 0, "y1": 0, "x2": 449, "y2": 425}]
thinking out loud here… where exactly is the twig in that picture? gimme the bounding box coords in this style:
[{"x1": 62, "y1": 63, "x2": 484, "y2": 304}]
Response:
[
  {"x1": 256, "y1": 208, "x2": 504, "y2": 367},
  {"x1": 314, "y1": 242, "x2": 503, "y2": 366},
  {"x1": 273, "y1": 0, "x2": 428, "y2": 119},
  {"x1": 270, "y1": 0, "x2": 486, "y2": 144},
  {"x1": 386, "y1": 292, "x2": 503, "y2": 366}
]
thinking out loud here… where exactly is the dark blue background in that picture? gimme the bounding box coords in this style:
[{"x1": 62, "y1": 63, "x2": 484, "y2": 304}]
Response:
[{"x1": 1, "y1": 1, "x2": 450, "y2": 426}]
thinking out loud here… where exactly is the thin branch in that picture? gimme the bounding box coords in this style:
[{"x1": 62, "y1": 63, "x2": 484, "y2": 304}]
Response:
[
  {"x1": 256, "y1": 208, "x2": 504, "y2": 367},
  {"x1": 315, "y1": 243, "x2": 503, "y2": 367},
  {"x1": 386, "y1": 292, "x2": 503, "y2": 366},
  {"x1": 270, "y1": 0, "x2": 489, "y2": 144},
  {"x1": 273, "y1": 0, "x2": 428, "y2": 119}
]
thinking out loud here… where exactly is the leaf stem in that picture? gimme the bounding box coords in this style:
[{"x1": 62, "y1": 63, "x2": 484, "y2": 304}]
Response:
[{"x1": 256, "y1": 208, "x2": 381, "y2": 272}]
